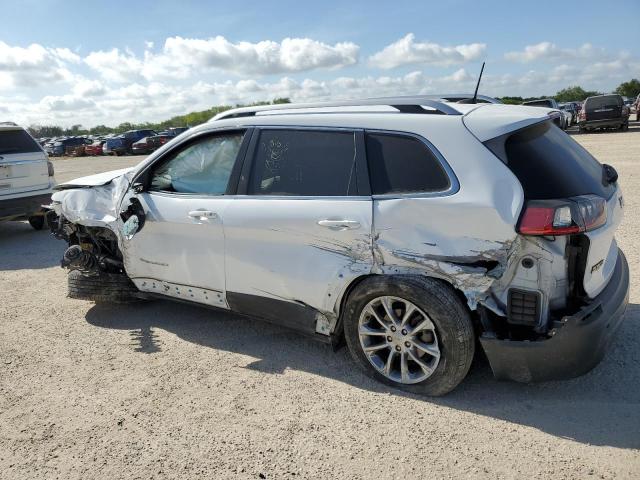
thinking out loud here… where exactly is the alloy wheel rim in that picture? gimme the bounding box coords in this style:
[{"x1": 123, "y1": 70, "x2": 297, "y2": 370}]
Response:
[{"x1": 358, "y1": 296, "x2": 440, "y2": 384}]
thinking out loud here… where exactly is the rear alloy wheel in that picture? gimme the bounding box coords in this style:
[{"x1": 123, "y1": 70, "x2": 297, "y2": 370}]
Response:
[
  {"x1": 358, "y1": 296, "x2": 440, "y2": 384},
  {"x1": 343, "y1": 276, "x2": 475, "y2": 396}
]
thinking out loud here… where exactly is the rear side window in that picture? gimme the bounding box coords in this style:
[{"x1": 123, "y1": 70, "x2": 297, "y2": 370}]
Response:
[
  {"x1": 365, "y1": 133, "x2": 450, "y2": 195},
  {"x1": 488, "y1": 122, "x2": 614, "y2": 200},
  {"x1": 0, "y1": 130, "x2": 41, "y2": 154},
  {"x1": 585, "y1": 95, "x2": 622, "y2": 110},
  {"x1": 248, "y1": 129, "x2": 357, "y2": 196}
]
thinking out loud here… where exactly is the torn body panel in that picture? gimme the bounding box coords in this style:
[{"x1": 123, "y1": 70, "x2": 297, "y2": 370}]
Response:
[
  {"x1": 372, "y1": 188, "x2": 522, "y2": 314},
  {"x1": 51, "y1": 170, "x2": 133, "y2": 228}
]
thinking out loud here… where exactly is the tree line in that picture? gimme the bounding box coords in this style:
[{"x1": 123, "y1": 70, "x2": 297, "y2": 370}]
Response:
[{"x1": 27, "y1": 79, "x2": 640, "y2": 138}]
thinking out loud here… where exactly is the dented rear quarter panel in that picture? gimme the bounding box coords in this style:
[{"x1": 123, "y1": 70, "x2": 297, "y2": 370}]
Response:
[{"x1": 372, "y1": 121, "x2": 524, "y2": 309}]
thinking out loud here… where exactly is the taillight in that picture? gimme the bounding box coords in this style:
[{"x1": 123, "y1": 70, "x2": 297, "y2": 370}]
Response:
[
  {"x1": 579, "y1": 109, "x2": 586, "y2": 121},
  {"x1": 518, "y1": 195, "x2": 606, "y2": 236}
]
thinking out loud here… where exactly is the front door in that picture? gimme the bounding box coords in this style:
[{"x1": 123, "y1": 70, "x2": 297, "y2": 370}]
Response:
[{"x1": 122, "y1": 130, "x2": 248, "y2": 308}]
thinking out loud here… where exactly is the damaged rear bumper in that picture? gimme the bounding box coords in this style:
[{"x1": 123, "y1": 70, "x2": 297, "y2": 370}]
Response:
[{"x1": 480, "y1": 249, "x2": 629, "y2": 383}]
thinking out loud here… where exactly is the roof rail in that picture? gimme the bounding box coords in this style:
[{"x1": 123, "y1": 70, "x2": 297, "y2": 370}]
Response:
[
  {"x1": 210, "y1": 96, "x2": 463, "y2": 121},
  {"x1": 422, "y1": 93, "x2": 502, "y2": 104},
  {"x1": 0, "y1": 121, "x2": 18, "y2": 126}
]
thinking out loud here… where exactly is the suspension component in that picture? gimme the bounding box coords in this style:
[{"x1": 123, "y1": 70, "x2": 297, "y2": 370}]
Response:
[{"x1": 61, "y1": 245, "x2": 99, "y2": 273}]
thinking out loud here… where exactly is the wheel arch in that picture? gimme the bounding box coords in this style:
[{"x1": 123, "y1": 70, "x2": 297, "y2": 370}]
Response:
[{"x1": 330, "y1": 272, "x2": 473, "y2": 348}]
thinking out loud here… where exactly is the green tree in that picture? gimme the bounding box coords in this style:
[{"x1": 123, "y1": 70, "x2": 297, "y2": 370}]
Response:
[
  {"x1": 614, "y1": 79, "x2": 640, "y2": 98},
  {"x1": 554, "y1": 86, "x2": 601, "y2": 102},
  {"x1": 498, "y1": 96, "x2": 524, "y2": 105}
]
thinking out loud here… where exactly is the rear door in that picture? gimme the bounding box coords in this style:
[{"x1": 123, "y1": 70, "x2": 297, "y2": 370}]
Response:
[
  {"x1": 122, "y1": 129, "x2": 249, "y2": 308},
  {"x1": 0, "y1": 128, "x2": 50, "y2": 197},
  {"x1": 223, "y1": 127, "x2": 373, "y2": 334}
]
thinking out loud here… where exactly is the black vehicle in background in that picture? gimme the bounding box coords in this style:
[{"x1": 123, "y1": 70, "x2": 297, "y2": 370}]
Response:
[{"x1": 578, "y1": 94, "x2": 629, "y2": 132}]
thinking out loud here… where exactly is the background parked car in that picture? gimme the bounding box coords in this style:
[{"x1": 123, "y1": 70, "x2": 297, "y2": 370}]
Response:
[
  {"x1": 131, "y1": 137, "x2": 155, "y2": 155},
  {"x1": 50, "y1": 137, "x2": 90, "y2": 156},
  {"x1": 85, "y1": 140, "x2": 105, "y2": 156},
  {"x1": 578, "y1": 94, "x2": 629, "y2": 132},
  {"x1": 146, "y1": 133, "x2": 174, "y2": 151},
  {"x1": 121, "y1": 129, "x2": 157, "y2": 154},
  {"x1": 0, "y1": 122, "x2": 56, "y2": 229},
  {"x1": 522, "y1": 98, "x2": 567, "y2": 129},
  {"x1": 559, "y1": 103, "x2": 578, "y2": 126},
  {"x1": 103, "y1": 136, "x2": 126, "y2": 156}
]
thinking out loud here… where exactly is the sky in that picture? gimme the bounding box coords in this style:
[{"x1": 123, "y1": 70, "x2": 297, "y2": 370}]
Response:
[{"x1": 0, "y1": 0, "x2": 638, "y2": 128}]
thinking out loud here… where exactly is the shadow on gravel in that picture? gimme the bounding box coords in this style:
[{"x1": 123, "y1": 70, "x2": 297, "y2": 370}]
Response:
[
  {"x1": 0, "y1": 221, "x2": 62, "y2": 270},
  {"x1": 85, "y1": 300, "x2": 640, "y2": 450}
]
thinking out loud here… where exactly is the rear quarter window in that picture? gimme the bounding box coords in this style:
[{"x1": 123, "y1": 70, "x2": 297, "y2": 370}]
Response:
[
  {"x1": 365, "y1": 132, "x2": 450, "y2": 195},
  {"x1": 485, "y1": 121, "x2": 614, "y2": 200},
  {"x1": 0, "y1": 130, "x2": 41, "y2": 154}
]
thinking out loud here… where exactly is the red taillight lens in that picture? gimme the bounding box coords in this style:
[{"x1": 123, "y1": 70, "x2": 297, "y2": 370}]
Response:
[{"x1": 518, "y1": 195, "x2": 606, "y2": 236}]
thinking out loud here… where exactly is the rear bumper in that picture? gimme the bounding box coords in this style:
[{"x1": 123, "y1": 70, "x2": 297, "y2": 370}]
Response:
[
  {"x1": 580, "y1": 118, "x2": 627, "y2": 128},
  {"x1": 0, "y1": 192, "x2": 53, "y2": 220},
  {"x1": 480, "y1": 249, "x2": 629, "y2": 382}
]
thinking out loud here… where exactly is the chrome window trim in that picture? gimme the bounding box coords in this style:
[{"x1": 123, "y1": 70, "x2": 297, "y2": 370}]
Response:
[
  {"x1": 364, "y1": 128, "x2": 460, "y2": 200},
  {"x1": 144, "y1": 191, "x2": 370, "y2": 201}
]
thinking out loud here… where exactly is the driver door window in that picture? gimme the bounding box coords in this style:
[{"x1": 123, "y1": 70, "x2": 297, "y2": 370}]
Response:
[{"x1": 150, "y1": 131, "x2": 245, "y2": 195}]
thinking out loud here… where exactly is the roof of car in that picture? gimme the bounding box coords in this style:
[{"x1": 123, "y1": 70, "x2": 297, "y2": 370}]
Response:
[{"x1": 191, "y1": 103, "x2": 554, "y2": 145}]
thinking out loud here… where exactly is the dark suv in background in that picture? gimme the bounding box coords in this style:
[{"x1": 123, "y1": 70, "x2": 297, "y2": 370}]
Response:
[{"x1": 578, "y1": 94, "x2": 629, "y2": 132}]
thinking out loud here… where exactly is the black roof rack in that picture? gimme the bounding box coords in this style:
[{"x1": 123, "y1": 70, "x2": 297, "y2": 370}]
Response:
[{"x1": 211, "y1": 96, "x2": 463, "y2": 121}]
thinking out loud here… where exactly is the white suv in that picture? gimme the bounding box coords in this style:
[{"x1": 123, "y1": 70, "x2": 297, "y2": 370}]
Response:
[
  {"x1": 0, "y1": 122, "x2": 56, "y2": 229},
  {"x1": 48, "y1": 97, "x2": 629, "y2": 395}
]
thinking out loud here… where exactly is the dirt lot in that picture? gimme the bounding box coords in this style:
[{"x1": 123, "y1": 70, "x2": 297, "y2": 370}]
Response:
[{"x1": 1, "y1": 126, "x2": 639, "y2": 479}]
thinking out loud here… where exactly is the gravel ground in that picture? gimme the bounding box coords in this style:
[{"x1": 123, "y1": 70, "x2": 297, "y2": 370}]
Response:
[{"x1": 1, "y1": 126, "x2": 639, "y2": 479}]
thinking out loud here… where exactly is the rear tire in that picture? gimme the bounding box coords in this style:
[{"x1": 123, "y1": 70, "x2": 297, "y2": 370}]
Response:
[
  {"x1": 343, "y1": 276, "x2": 475, "y2": 396},
  {"x1": 68, "y1": 269, "x2": 142, "y2": 304},
  {"x1": 28, "y1": 215, "x2": 45, "y2": 230}
]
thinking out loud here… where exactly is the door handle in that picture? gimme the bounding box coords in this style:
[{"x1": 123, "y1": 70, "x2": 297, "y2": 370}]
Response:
[
  {"x1": 188, "y1": 210, "x2": 218, "y2": 220},
  {"x1": 317, "y1": 219, "x2": 361, "y2": 230}
]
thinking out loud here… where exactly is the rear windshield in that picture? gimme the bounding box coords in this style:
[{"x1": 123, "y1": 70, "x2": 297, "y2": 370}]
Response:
[
  {"x1": 585, "y1": 95, "x2": 622, "y2": 110},
  {"x1": 0, "y1": 130, "x2": 41, "y2": 154},
  {"x1": 485, "y1": 122, "x2": 614, "y2": 200}
]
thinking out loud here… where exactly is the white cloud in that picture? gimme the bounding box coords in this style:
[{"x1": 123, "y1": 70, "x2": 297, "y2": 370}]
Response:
[
  {"x1": 1, "y1": 36, "x2": 638, "y2": 128},
  {"x1": 369, "y1": 34, "x2": 486, "y2": 69},
  {"x1": 504, "y1": 42, "x2": 608, "y2": 63},
  {"x1": 156, "y1": 36, "x2": 359, "y2": 75},
  {"x1": 84, "y1": 36, "x2": 360, "y2": 81},
  {"x1": 0, "y1": 41, "x2": 78, "y2": 88},
  {"x1": 84, "y1": 48, "x2": 143, "y2": 82}
]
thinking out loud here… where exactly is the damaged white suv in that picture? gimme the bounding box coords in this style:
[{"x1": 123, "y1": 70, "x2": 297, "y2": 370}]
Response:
[{"x1": 48, "y1": 97, "x2": 629, "y2": 395}]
